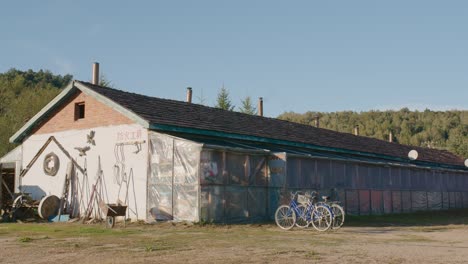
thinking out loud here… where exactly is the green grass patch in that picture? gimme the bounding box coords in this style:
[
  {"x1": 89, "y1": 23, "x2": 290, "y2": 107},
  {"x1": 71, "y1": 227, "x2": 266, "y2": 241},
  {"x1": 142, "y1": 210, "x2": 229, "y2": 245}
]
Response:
[
  {"x1": 0, "y1": 223, "x2": 143, "y2": 239},
  {"x1": 18, "y1": 237, "x2": 32, "y2": 243}
]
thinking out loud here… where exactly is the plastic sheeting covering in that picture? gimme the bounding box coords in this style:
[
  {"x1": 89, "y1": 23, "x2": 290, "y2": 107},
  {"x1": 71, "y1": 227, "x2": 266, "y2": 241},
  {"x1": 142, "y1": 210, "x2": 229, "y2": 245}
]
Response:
[
  {"x1": 147, "y1": 132, "x2": 202, "y2": 222},
  {"x1": 383, "y1": 191, "x2": 392, "y2": 214},
  {"x1": 392, "y1": 191, "x2": 402, "y2": 213},
  {"x1": 427, "y1": 192, "x2": 442, "y2": 210},
  {"x1": 342, "y1": 189, "x2": 468, "y2": 215},
  {"x1": 455, "y1": 192, "x2": 464, "y2": 208},
  {"x1": 359, "y1": 190, "x2": 371, "y2": 215},
  {"x1": 464, "y1": 193, "x2": 468, "y2": 208},
  {"x1": 199, "y1": 150, "x2": 269, "y2": 223},
  {"x1": 371, "y1": 190, "x2": 383, "y2": 215},
  {"x1": 345, "y1": 190, "x2": 359, "y2": 215},
  {"x1": 146, "y1": 135, "x2": 468, "y2": 221},
  {"x1": 449, "y1": 192, "x2": 456, "y2": 208},
  {"x1": 442, "y1": 192, "x2": 449, "y2": 209},
  {"x1": 411, "y1": 191, "x2": 428, "y2": 211}
]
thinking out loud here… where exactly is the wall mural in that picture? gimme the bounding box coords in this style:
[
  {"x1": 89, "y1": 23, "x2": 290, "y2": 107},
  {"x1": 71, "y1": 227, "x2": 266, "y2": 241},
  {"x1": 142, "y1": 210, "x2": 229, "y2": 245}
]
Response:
[{"x1": 16, "y1": 127, "x2": 147, "y2": 223}]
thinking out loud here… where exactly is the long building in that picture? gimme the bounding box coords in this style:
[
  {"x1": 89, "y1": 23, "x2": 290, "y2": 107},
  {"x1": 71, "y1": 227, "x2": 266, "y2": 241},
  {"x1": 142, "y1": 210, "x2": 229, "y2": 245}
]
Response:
[{"x1": 2, "y1": 75, "x2": 467, "y2": 223}]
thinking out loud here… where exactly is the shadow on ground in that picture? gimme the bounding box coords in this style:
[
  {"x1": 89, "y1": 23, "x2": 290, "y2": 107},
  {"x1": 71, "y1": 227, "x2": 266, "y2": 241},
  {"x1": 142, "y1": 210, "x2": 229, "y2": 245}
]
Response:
[{"x1": 345, "y1": 208, "x2": 468, "y2": 227}]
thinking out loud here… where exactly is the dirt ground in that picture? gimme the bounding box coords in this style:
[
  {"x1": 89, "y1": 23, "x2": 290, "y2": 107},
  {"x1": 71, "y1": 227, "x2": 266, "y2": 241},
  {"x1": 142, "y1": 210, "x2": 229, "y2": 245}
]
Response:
[{"x1": 1, "y1": 220, "x2": 468, "y2": 264}]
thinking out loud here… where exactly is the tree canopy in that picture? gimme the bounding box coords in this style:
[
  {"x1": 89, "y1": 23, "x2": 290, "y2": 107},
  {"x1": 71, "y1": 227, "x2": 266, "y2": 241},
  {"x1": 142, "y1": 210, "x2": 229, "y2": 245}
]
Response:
[
  {"x1": 0, "y1": 69, "x2": 72, "y2": 156},
  {"x1": 278, "y1": 109, "x2": 468, "y2": 158}
]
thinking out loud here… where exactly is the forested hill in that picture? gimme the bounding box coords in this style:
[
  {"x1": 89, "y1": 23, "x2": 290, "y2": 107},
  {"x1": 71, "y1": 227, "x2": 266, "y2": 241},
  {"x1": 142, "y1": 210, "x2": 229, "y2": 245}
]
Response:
[
  {"x1": 278, "y1": 110, "x2": 468, "y2": 158},
  {"x1": 0, "y1": 69, "x2": 72, "y2": 156}
]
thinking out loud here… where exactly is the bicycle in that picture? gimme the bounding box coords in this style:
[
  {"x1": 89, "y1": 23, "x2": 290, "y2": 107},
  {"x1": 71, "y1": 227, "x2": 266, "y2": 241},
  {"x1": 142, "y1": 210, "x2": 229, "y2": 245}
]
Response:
[
  {"x1": 275, "y1": 192, "x2": 333, "y2": 231},
  {"x1": 274, "y1": 192, "x2": 299, "y2": 230},
  {"x1": 294, "y1": 192, "x2": 333, "y2": 232},
  {"x1": 316, "y1": 195, "x2": 345, "y2": 230}
]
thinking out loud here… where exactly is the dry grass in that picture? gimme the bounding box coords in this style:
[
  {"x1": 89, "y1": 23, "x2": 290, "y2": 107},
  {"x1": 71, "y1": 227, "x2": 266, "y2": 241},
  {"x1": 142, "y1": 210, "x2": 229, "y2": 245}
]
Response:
[{"x1": 0, "y1": 216, "x2": 468, "y2": 263}]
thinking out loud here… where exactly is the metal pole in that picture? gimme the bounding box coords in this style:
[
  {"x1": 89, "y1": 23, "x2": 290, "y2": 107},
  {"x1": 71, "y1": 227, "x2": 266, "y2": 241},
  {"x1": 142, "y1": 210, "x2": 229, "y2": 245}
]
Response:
[{"x1": 171, "y1": 139, "x2": 175, "y2": 220}]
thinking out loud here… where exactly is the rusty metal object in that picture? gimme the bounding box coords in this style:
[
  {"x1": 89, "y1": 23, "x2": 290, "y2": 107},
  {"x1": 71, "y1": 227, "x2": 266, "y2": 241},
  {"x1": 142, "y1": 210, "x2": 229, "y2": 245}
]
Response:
[
  {"x1": 104, "y1": 204, "x2": 127, "y2": 228},
  {"x1": 38, "y1": 195, "x2": 60, "y2": 220}
]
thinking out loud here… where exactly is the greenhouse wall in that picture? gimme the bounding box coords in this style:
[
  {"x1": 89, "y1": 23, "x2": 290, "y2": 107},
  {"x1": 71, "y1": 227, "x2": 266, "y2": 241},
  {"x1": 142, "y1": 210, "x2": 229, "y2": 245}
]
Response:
[
  {"x1": 148, "y1": 133, "x2": 468, "y2": 223},
  {"x1": 284, "y1": 156, "x2": 468, "y2": 216},
  {"x1": 147, "y1": 132, "x2": 202, "y2": 222},
  {"x1": 199, "y1": 150, "x2": 468, "y2": 222},
  {"x1": 199, "y1": 149, "x2": 270, "y2": 223}
]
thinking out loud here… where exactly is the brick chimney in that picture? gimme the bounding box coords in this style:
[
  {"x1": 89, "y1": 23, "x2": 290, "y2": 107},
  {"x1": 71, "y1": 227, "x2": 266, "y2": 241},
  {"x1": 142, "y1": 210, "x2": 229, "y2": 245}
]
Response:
[
  {"x1": 314, "y1": 115, "x2": 320, "y2": 128},
  {"x1": 92, "y1": 62, "x2": 99, "y2": 85},
  {"x1": 258, "y1": 97, "x2": 263, "y2": 117},
  {"x1": 354, "y1": 125, "x2": 359, "y2": 136},
  {"x1": 186, "y1": 87, "x2": 192, "y2": 103}
]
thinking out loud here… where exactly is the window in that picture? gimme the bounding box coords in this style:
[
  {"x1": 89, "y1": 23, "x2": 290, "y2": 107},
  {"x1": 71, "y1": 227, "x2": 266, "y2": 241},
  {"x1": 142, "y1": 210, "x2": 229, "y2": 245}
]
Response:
[{"x1": 75, "y1": 102, "x2": 85, "y2": 120}]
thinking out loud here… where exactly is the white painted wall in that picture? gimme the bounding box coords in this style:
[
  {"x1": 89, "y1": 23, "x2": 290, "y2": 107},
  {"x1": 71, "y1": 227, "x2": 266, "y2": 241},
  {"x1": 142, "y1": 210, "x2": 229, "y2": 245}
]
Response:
[{"x1": 20, "y1": 124, "x2": 148, "y2": 221}]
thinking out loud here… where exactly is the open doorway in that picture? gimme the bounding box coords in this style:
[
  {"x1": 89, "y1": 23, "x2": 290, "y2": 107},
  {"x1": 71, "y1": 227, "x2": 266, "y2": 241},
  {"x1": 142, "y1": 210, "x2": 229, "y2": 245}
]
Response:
[{"x1": 1, "y1": 166, "x2": 16, "y2": 209}]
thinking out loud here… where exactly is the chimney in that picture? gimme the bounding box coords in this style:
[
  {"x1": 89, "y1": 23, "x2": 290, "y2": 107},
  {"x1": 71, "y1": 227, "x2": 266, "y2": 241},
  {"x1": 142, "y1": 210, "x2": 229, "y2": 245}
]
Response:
[
  {"x1": 314, "y1": 115, "x2": 320, "y2": 128},
  {"x1": 354, "y1": 125, "x2": 359, "y2": 136},
  {"x1": 92, "y1": 62, "x2": 100, "y2": 85},
  {"x1": 258, "y1": 97, "x2": 263, "y2": 117},
  {"x1": 186, "y1": 87, "x2": 193, "y2": 103},
  {"x1": 388, "y1": 131, "x2": 393, "y2": 143}
]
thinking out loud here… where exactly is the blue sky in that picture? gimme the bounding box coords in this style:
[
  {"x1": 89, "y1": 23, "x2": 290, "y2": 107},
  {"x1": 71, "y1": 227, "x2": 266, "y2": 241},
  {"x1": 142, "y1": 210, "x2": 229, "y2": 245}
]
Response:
[{"x1": 1, "y1": 0, "x2": 467, "y2": 117}]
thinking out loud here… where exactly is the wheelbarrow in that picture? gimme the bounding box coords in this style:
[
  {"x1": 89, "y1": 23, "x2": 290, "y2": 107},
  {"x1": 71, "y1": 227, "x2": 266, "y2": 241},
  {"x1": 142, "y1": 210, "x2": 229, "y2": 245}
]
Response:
[{"x1": 99, "y1": 201, "x2": 127, "y2": 228}]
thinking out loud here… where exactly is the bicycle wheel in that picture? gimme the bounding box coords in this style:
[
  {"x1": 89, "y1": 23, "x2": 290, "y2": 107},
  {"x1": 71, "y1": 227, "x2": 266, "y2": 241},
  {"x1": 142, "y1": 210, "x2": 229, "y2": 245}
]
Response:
[
  {"x1": 310, "y1": 205, "x2": 332, "y2": 232},
  {"x1": 295, "y1": 204, "x2": 309, "y2": 228},
  {"x1": 331, "y1": 204, "x2": 345, "y2": 230},
  {"x1": 275, "y1": 205, "x2": 296, "y2": 230}
]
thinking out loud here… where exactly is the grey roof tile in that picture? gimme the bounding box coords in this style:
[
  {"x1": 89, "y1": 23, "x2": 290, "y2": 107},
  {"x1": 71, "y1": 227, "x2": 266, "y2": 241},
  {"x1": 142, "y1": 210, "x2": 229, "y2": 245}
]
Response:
[{"x1": 79, "y1": 81, "x2": 465, "y2": 167}]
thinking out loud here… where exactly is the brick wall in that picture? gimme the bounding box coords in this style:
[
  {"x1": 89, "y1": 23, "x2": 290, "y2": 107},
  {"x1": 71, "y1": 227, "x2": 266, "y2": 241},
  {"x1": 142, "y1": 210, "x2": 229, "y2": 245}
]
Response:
[{"x1": 34, "y1": 91, "x2": 134, "y2": 134}]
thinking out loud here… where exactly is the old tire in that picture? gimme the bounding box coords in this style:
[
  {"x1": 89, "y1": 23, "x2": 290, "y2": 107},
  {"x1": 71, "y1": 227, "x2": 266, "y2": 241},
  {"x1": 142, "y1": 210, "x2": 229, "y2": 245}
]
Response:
[
  {"x1": 106, "y1": 216, "x2": 115, "y2": 228},
  {"x1": 43, "y1": 152, "x2": 60, "y2": 176}
]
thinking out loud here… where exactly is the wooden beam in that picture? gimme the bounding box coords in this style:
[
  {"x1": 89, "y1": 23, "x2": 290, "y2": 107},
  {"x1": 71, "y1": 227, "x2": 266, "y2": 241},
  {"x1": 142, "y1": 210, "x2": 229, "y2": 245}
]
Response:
[
  {"x1": 20, "y1": 136, "x2": 85, "y2": 178},
  {"x1": 2, "y1": 179, "x2": 14, "y2": 200}
]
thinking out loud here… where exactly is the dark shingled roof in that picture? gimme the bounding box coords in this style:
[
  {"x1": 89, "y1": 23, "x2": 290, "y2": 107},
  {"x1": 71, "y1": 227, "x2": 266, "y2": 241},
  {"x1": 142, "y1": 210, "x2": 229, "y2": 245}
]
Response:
[{"x1": 79, "y1": 81, "x2": 466, "y2": 167}]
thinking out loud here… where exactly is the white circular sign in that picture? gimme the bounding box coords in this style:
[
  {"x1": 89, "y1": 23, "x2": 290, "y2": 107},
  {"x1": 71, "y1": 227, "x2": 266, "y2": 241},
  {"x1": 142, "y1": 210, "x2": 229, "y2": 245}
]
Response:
[
  {"x1": 465, "y1": 159, "x2": 468, "y2": 167},
  {"x1": 408, "y1": 150, "x2": 418, "y2": 160}
]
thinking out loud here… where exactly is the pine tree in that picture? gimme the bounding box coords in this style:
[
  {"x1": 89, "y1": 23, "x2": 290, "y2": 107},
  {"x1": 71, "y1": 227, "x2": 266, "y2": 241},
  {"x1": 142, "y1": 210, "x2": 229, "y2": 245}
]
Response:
[
  {"x1": 239, "y1": 96, "x2": 257, "y2": 115},
  {"x1": 215, "y1": 86, "x2": 234, "y2": 111},
  {"x1": 99, "y1": 74, "x2": 114, "y2": 88},
  {"x1": 196, "y1": 88, "x2": 208, "y2": 105}
]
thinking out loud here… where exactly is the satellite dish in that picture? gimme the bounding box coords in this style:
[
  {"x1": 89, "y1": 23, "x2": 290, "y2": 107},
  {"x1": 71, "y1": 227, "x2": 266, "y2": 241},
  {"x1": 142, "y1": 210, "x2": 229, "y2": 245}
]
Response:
[
  {"x1": 465, "y1": 159, "x2": 468, "y2": 168},
  {"x1": 408, "y1": 150, "x2": 418, "y2": 160}
]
